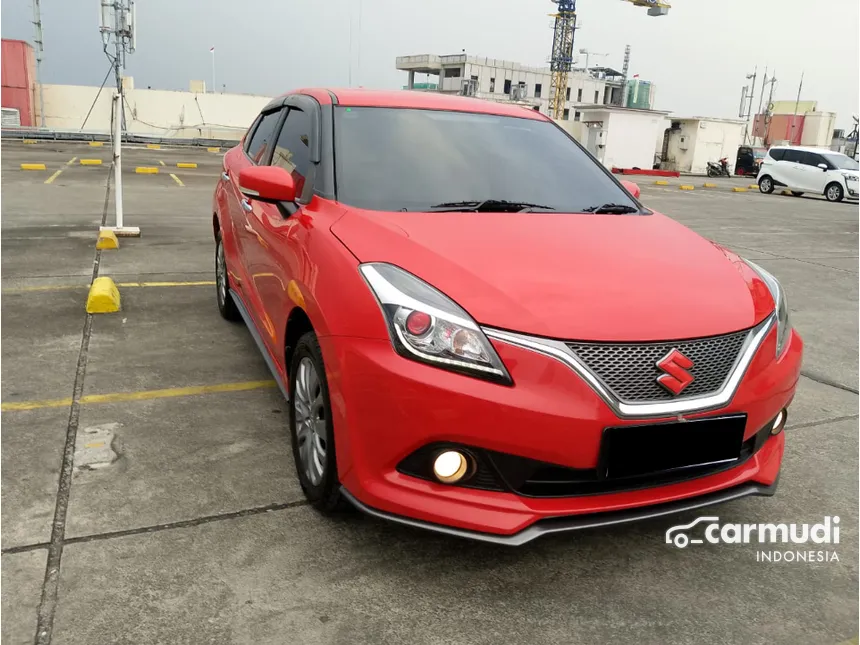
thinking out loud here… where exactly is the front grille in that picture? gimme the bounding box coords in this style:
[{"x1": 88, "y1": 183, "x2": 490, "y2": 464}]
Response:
[{"x1": 566, "y1": 329, "x2": 749, "y2": 403}]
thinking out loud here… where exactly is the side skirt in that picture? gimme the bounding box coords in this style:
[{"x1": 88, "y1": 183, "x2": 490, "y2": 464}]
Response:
[{"x1": 229, "y1": 289, "x2": 289, "y2": 401}]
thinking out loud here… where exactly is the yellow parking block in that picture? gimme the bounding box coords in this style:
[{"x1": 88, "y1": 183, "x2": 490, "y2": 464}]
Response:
[
  {"x1": 207, "y1": 147, "x2": 221, "y2": 153},
  {"x1": 703, "y1": 182, "x2": 717, "y2": 188},
  {"x1": 96, "y1": 230, "x2": 119, "y2": 250},
  {"x1": 748, "y1": 184, "x2": 758, "y2": 189},
  {"x1": 781, "y1": 189, "x2": 793, "y2": 195},
  {"x1": 80, "y1": 159, "x2": 103, "y2": 166},
  {"x1": 176, "y1": 162, "x2": 198, "y2": 169},
  {"x1": 23, "y1": 139, "x2": 38, "y2": 144},
  {"x1": 679, "y1": 185, "x2": 695, "y2": 191},
  {"x1": 89, "y1": 141, "x2": 105, "y2": 147},
  {"x1": 20, "y1": 163, "x2": 46, "y2": 170},
  {"x1": 732, "y1": 187, "x2": 748, "y2": 192},
  {"x1": 135, "y1": 166, "x2": 159, "y2": 174},
  {"x1": 146, "y1": 143, "x2": 161, "y2": 149},
  {"x1": 654, "y1": 180, "x2": 669, "y2": 185},
  {"x1": 86, "y1": 277, "x2": 121, "y2": 314}
]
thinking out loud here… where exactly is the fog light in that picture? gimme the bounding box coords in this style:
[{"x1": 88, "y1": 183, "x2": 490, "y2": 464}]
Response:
[
  {"x1": 771, "y1": 409, "x2": 787, "y2": 435},
  {"x1": 433, "y1": 450, "x2": 468, "y2": 483}
]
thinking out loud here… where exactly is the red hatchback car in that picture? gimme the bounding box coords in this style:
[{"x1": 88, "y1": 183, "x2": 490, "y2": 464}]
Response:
[{"x1": 212, "y1": 89, "x2": 803, "y2": 545}]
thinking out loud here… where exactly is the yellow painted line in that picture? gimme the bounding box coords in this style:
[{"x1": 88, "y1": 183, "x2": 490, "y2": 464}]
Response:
[
  {"x1": 169, "y1": 173, "x2": 185, "y2": 187},
  {"x1": 80, "y1": 159, "x2": 103, "y2": 166},
  {"x1": 44, "y1": 169, "x2": 64, "y2": 184},
  {"x1": 2, "y1": 380, "x2": 277, "y2": 412},
  {"x1": 21, "y1": 163, "x2": 47, "y2": 170},
  {"x1": 207, "y1": 147, "x2": 220, "y2": 153},
  {"x1": 732, "y1": 187, "x2": 748, "y2": 193},
  {"x1": 146, "y1": 143, "x2": 161, "y2": 149},
  {"x1": 136, "y1": 166, "x2": 159, "y2": 174},
  {"x1": 158, "y1": 160, "x2": 166, "y2": 166},
  {"x1": 3, "y1": 280, "x2": 215, "y2": 294},
  {"x1": 679, "y1": 185, "x2": 695, "y2": 191},
  {"x1": 176, "y1": 162, "x2": 197, "y2": 169},
  {"x1": 67, "y1": 157, "x2": 77, "y2": 166},
  {"x1": 89, "y1": 141, "x2": 104, "y2": 147},
  {"x1": 85, "y1": 441, "x2": 105, "y2": 449}
]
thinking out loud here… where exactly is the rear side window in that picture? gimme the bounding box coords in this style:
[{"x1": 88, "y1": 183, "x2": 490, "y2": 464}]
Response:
[
  {"x1": 271, "y1": 108, "x2": 311, "y2": 197},
  {"x1": 768, "y1": 148, "x2": 785, "y2": 161},
  {"x1": 246, "y1": 110, "x2": 282, "y2": 164},
  {"x1": 783, "y1": 149, "x2": 805, "y2": 164},
  {"x1": 803, "y1": 152, "x2": 829, "y2": 168}
]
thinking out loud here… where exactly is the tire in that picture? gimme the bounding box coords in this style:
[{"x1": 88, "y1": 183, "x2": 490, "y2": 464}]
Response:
[
  {"x1": 215, "y1": 234, "x2": 241, "y2": 322},
  {"x1": 758, "y1": 176, "x2": 774, "y2": 194},
  {"x1": 825, "y1": 182, "x2": 844, "y2": 202},
  {"x1": 707, "y1": 167, "x2": 719, "y2": 178},
  {"x1": 790, "y1": 191, "x2": 804, "y2": 197},
  {"x1": 289, "y1": 331, "x2": 344, "y2": 512}
]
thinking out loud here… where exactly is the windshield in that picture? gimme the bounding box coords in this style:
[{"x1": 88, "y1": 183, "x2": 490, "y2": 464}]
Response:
[
  {"x1": 333, "y1": 107, "x2": 642, "y2": 213},
  {"x1": 822, "y1": 153, "x2": 859, "y2": 171}
]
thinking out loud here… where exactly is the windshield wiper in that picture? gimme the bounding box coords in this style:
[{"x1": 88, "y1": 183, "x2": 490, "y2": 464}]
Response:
[
  {"x1": 582, "y1": 203, "x2": 640, "y2": 214},
  {"x1": 427, "y1": 199, "x2": 556, "y2": 213}
]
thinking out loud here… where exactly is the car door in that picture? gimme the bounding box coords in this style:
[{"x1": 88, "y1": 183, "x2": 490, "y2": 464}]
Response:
[
  {"x1": 780, "y1": 148, "x2": 807, "y2": 190},
  {"x1": 226, "y1": 107, "x2": 286, "y2": 332},
  {"x1": 245, "y1": 103, "x2": 317, "y2": 364},
  {"x1": 801, "y1": 151, "x2": 832, "y2": 193}
]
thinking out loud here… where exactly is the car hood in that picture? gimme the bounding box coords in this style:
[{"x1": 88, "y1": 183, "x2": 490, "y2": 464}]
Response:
[{"x1": 332, "y1": 210, "x2": 774, "y2": 341}]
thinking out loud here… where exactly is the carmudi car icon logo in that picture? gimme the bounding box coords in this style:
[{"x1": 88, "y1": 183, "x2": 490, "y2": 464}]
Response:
[{"x1": 666, "y1": 516, "x2": 841, "y2": 563}]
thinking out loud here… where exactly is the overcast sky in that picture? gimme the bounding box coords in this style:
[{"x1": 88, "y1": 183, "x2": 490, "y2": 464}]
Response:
[{"x1": 2, "y1": 0, "x2": 858, "y2": 129}]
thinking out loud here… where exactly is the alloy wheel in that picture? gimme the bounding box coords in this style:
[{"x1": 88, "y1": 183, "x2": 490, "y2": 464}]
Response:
[
  {"x1": 294, "y1": 357, "x2": 327, "y2": 486},
  {"x1": 216, "y1": 241, "x2": 227, "y2": 304},
  {"x1": 827, "y1": 185, "x2": 841, "y2": 201}
]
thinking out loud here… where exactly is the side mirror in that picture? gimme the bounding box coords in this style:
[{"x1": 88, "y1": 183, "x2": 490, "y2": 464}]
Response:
[
  {"x1": 621, "y1": 180, "x2": 641, "y2": 199},
  {"x1": 238, "y1": 166, "x2": 296, "y2": 203},
  {"x1": 817, "y1": 163, "x2": 828, "y2": 171}
]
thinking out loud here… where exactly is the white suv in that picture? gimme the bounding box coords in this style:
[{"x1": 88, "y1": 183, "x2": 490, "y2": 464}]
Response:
[{"x1": 757, "y1": 145, "x2": 859, "y2": 202}]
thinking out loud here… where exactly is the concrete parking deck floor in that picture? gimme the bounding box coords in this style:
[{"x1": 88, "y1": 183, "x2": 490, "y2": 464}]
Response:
[{"x1": 1, "y1": 142, "x2": 857, "y2": 645}]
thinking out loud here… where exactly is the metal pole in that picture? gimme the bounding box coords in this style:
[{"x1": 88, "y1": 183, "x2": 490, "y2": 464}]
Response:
[
  {"x1": 755, "y1": 67, "x2": 768, "y2": 146},
  {"x1": 211, "y1": 49, "x2": 216, "y2": 93},
  {"x1": 765, "y1": 72, "x2": 777, "y2": 145},
  {"x1": 32, "y1": 0, "x2": 46, "y2": 127},
  {"x1": 790, "y1": 71, "x2": 804, "y2": 144},
  {"x1": 113, "y1": 91, "x2": 123, "y2": 230}
]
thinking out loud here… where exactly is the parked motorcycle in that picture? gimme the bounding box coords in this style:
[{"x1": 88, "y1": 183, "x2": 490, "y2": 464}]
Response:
[{"x1": 707, "y1": 158, "x2": 731, "y2": 177}]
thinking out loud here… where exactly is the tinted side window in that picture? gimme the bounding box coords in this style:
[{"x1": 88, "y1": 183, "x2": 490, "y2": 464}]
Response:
[
  {"x1": 769, "y1": 148, "x2": 785, "y2": 161},
  {"x1": 783, "y1": 149, "x2": 805, "y2": 163},
  {"x1": 246, "y1": 110, "x2": 282, "y2": 164},
  {"x1": 271, "y1": 108, "x2": 312, "y2": 198},
  {"x1": 804, "y1": 153, "x2": 828, "y2": 168}
]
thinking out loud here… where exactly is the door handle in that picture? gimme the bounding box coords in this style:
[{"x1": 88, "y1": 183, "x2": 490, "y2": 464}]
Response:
[
  {"x1": 241, "y1": 199, "x2": 253, "y2": 212},
  {"x1": 221, "y1": 171, "x2": 230, "y2": 181}
]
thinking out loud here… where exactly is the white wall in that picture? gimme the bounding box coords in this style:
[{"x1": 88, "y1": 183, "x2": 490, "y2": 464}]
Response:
[
  {"x1": 801, "y1": 112, "x2": 836, "y2": 147},
  {"x1": 38, "y1": 84, "x2": 272, "y2": 140},
  {"x1": 689, "y1": 120, "x2": 745, "y2": 175},
  {"x1": 603, "y1": 110, "x2": 666, "y2": 169}
]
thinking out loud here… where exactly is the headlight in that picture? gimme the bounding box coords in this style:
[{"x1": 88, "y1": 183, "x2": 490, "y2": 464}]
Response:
[
  {"x1": 359, "y1": 263, "x2": 512, "y2": 385},
  {"x1": 842, "y1": 173, "x2": 857, "y2": 183},
  {"x1": 745, "y1": 260, "x2": 791, "y2": 357}
]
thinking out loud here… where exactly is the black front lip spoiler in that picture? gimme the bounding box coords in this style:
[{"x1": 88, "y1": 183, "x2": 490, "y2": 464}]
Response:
[{"x1": 340, "y1": 478, "x2": 779, "y2": 546}]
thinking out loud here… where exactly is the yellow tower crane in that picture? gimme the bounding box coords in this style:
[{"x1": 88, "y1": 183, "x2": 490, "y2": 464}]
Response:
[{"x1": 549, "y1": 0, "x2": 671, "y2": 120}]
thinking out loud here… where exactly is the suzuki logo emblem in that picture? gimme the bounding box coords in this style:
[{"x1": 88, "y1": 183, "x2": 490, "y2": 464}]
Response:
[{"x1": 656, "y1": 349, "x2": 695, "y2": 396}]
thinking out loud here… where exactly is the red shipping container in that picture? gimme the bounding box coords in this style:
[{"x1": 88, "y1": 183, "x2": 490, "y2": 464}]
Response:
[{"x1": 2, "y1": 39, "x2": 36, "y2": 126}]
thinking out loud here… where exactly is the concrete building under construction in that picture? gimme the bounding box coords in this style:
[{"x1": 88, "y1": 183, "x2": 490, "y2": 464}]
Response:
[{"x1": 396, "y1": 53, "x2": 656, "y2": 120}]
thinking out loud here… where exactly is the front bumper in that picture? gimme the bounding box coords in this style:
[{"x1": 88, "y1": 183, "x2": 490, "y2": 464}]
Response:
[
  {"x1": 341, "y1": 479, "x2": 779, "y2": 546},
  {"x1": 320, "y1": 324, "x2": 802, "y2": 543}
]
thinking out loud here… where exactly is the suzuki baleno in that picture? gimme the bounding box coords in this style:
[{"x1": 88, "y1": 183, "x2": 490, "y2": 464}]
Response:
[{"x1": 212, "y1": 89, "x2": 803, "y2": 545}]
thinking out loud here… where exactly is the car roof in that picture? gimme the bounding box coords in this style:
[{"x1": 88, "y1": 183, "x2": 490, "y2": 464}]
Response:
[
  {"x1": 285, "y1": 88, "x2": 548, "y2": 120},
  {"x1": 771, "y1": 145, "x2": 842, "y2": 154}
]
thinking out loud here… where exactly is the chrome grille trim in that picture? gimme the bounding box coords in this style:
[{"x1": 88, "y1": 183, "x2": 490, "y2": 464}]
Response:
[{"x1": 483, "y1": 315, "x2": 774, "y2": 419}]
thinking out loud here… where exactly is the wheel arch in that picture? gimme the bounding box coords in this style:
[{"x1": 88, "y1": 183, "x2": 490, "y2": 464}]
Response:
[{"x1": 284, "y1": 306, "x2": 315, "y2": 378}]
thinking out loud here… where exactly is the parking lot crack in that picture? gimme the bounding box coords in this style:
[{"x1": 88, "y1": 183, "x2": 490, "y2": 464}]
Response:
[
  {"x1": 800, "y1": 371, "x2": 859, "y2": 395},
  {"x1": 33, "y1": 168, "x2": 114, "y2": 645}
]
